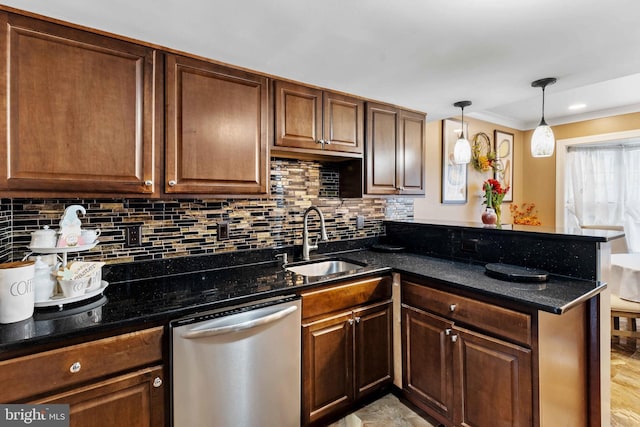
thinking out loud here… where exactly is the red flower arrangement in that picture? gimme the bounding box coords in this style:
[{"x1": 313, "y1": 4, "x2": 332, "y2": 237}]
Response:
[{"x1": 483, "y1": 179, "x2": 510, "y2": 225}]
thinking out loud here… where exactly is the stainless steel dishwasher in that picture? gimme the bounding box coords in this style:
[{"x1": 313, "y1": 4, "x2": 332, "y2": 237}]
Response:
[{"x1": 170, "y1": 296, "x2": 301, "y2": 427}]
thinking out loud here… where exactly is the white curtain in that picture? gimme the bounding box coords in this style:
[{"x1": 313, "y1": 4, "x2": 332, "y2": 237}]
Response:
[
  {"x1": 624, "y1": 145, "x2": 640, "y2": 252},
  {"x1": 565, "y1": 143, "x2": 640, "y2": 252}
]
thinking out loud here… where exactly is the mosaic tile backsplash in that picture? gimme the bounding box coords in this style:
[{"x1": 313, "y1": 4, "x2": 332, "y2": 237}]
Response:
[{"x1": 1, "y1": 159, "x2": 414, "y2": 264}]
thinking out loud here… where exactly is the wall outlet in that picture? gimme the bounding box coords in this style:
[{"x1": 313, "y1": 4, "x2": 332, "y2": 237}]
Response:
[
  {"x1": 125, "y1": 225, "x2": 142, "y2": 247},
  {"x1": 461, "y1": 238, "x2": 478, "y2": 253},
  {"x1": 218, "y1": 222, "x2": 230, "y2": 240},
  {"x1": 356, "y1": 215, "x2": 365, "y2": 230}
]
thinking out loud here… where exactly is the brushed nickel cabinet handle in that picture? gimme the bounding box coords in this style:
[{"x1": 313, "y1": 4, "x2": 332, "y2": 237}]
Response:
[
  {"x1": 451, "y1": 335, "x2": 458, "y2": 343},
  {"x1": 153, "y1": 377, "x2": 163, "y2": 388},
  {"x1": 168, "y1": 180, "x2": 177, "y2": 187},
  {"x1": 70, "y1": 362, "x2": 81, "y2": 373},
  {"x1": 449, "y1": 304, "x2": 457, "y2": 312}
]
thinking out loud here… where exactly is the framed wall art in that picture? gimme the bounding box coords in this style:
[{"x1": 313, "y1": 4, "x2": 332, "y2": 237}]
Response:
[
  {"x1": 441, "y1": 119, "x2": 468, "y2": 204},
  {"x1": 493, "y1": 130, "x2": 514, "y2": 202}
]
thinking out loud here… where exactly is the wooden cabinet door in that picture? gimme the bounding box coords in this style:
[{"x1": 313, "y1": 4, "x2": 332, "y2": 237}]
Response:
[
  {"x1": 366, "y1": 102, "x2": 400, "y2": 195},
  {"x1": 275, "y1": 81, "x2": 323, "y2": 150},
  {"x1": 0, "y1": 13, "x2": 158, "y2": 196},
  {"x1": 399, "y1": 110, "x2": 425, "y2": 195},
  {"x1": 402, "y1": 304, "x2": 455, "y2": 424},
  {"x1": 354, "y1": 301, "x2": 393, "y2": 399},
  {"x1": 302, "y1": 311, "x2": 354, "y2": 425},
  {"x1": 454, "y1": 327, "x2": 532, "y2": 427},
  {"x1": 323, "y1": 92, "x2": 363, "y2": 154},
  {"x1": 34, "y1": 366, "x2": 164, "y2": 427},
  {"x1": 165, "y1": 54, "x2": 268, "y2": 194}
]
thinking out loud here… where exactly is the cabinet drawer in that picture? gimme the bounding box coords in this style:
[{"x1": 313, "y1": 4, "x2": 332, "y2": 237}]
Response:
[
  {"x1": 0, "y1": 327, "x2": 163, "y2": 402},
  {"x1": 300, "y1": 276, "x2": 392, "y2": 320},
  {"x1": 402, "y1": 280, "x2": 531, "y2": 346}
]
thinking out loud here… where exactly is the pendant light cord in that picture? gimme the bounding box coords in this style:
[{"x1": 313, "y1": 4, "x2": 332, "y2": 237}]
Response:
[{"x1": 540, "y1": 86, "x2": 547, "y2": 126}]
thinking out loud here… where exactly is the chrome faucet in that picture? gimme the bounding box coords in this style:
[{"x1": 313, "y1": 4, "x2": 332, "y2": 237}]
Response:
[{"x1": 302, "y1": 206, "x2": 328, "y2": 260}]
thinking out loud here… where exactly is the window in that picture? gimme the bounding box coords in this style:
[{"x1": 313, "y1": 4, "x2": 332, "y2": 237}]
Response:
[{"x1": 565, "y1": 141, "x2": 640, "y2": 252}]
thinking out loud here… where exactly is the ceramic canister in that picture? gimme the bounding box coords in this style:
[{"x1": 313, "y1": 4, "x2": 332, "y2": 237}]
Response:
[{"x1": 0, "y1": 261, "x2": 35, "y2": 324}]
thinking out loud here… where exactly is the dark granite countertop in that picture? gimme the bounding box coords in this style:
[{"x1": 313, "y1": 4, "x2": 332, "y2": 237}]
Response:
[
  {"x1": 388, "y1": 218, "x2": 625, "y2": 242},
  {"x1": 0, "y1": 248, "x2": 605, "y2": 355},
  {"x1": 343, "y1": 251, "x2": 604, "y2": 314}
]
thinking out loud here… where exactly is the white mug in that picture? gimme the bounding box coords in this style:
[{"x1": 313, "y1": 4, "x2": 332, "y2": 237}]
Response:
[
  {"x1": 58, "y1": 277, "x2": 90, "y2": 298},
  {"x1": 80, "y1": 228, "x2": 101, "y2": 245},
  {"x1": 0, "y1": 261, "x2": 35, "y2": 324}
]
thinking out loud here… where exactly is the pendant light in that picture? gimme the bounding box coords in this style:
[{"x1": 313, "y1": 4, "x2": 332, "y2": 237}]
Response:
[
  {"x1": 453, "y1": 100, "x2": 472, "y2": 164},
  {"x1": 530, "y1": 77, "x2": 557, "y2": 157}
]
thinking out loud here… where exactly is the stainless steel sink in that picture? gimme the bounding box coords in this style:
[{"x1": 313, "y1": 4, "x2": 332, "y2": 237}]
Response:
[{"x1": 285, "y1": 259, "x2": 364, "y2": 277}]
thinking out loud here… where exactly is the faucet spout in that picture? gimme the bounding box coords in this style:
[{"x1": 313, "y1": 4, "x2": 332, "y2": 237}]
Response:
[{"x1": 302, "y1": 206, "x2": 328, "y2": 260}]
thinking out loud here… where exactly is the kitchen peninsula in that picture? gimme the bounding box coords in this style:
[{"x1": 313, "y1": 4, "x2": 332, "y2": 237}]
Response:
[{"x1": 0, "y1": 220, "x2": 620, "y2": 427}]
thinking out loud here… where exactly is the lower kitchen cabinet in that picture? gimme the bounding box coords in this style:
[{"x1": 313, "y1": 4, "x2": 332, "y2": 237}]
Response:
[
  {"x1": 402, "y1": 305, "x2": 532, "y2": 427},
  {"x1": 33, "y1": 366, "x2": 164, "y2": 427},
  {"x1": 401, "y1": 276, "x2": 589, "y2": 427},
  {"x1": 0, "y1": 327, "x2": 165, "y2": 426},
  {"x1": 302, "y1": 310, "x2": 354, "y2": 422},
  {"x1": 403, "y1": 305, "x2": 455, "y2": 422},
  {"x1": 300, "y1": 276, "x2": 393, "y2": 426},
  {"x1": 454, "y1": 326, "x2": 532, "y2": 427}
]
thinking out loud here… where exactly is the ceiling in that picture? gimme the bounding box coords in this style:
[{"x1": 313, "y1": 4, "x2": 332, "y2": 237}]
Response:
[{"x1": 3, "y1": 0, "x2": 640, "y2": 130}]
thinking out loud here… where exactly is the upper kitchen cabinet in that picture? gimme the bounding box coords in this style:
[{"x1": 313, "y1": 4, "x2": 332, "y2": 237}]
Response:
[
  {"x1": 365, "y1": 103, "x2": 425, "y2": 195},
  {"x1": 274, "y1": 81, "x2": 364, "y2": 159},
  {"x1": 165, "y1": 54, "x2": 269, "y2": 195},
  {"x1": 0, "y1": 12, "x2": 160, "y2": 196}
]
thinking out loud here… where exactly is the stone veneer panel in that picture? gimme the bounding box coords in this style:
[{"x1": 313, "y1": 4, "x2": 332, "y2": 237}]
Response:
[{"x1": 2, "y1": 159, "x2": 414, "y2": 264}]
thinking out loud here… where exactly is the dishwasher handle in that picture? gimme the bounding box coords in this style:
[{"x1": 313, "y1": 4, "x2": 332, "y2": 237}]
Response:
[{"x1": 181, "y1": 304, "x2": 298, "y2": 339}]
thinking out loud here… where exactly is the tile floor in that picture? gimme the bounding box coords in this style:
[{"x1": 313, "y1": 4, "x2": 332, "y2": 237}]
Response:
[
  {"x1": 328, "y1": 394, "x2": 435, "y2": 427},
  {"x1": 328, "y1": 340, "x2": 640, "y2": 427}
]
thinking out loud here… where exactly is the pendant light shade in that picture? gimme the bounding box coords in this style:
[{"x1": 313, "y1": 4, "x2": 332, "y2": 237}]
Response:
[
  {"x1": 530, "y1": 78, "x2": 557, "y2": 157},
  {"x1": 453, "y1": 100, "x2": 472, "y2": 164}
]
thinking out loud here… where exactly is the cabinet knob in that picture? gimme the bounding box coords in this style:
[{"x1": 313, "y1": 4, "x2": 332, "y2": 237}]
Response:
[
  {"x1": 316, "y1": 139, "x2": 325, "y2": 145},
  {"x1": 397, "y1": 186, "x2": 405, "y2": 191},
  {"x1": 144, "y1": 180, "x2": 153, "y2": 186},
  {"x1": 69, "y1": 362, "x2": 81, "y2": 373},
  {"x1": 325, "y1": 139, "x2": 331, "y2": 145},
  {"x1": 354, "y1": 316, "x2": 361, "y2": 324},
  {"x1": 168, "y1": 180, "x2": 177, "y2": 187},
  {"x1": 445, "y1": 328, "x2": 452, "y2": 336},
  {"x1": 153, "y1": 377, "x2": 163, "y2": 388},
  {"x1": 451, "y1": 335, "x2": 458, "y2": 343},
  {"x1": 449, "y1": 304, "x2": 457, "y2": 312},
  {"x1": 348, "y1": 318, "x2": 354, "y2": 325}
]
